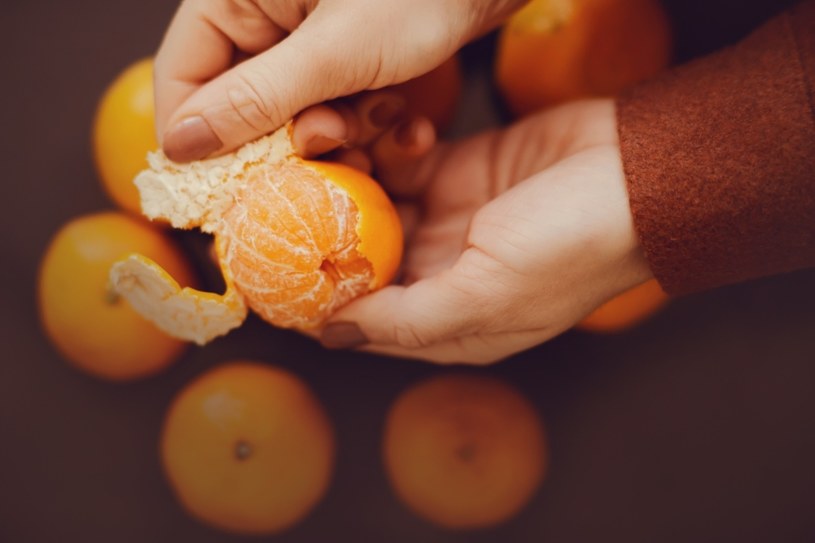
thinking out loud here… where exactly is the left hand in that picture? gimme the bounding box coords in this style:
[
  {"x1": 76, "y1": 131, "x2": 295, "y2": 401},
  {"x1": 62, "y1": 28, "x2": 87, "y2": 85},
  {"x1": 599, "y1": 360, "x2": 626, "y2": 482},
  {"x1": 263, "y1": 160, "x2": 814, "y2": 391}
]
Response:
[{"x1": 295, "y1": 98, "x2": 653, "y2": 364}]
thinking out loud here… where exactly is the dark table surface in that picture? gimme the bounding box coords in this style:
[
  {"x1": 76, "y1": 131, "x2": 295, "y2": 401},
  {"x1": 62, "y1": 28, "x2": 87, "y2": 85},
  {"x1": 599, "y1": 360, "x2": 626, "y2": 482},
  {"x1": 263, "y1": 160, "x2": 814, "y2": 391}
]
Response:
[{"x1": 3, "y1": 1, "x2": 814, "y2": 542}]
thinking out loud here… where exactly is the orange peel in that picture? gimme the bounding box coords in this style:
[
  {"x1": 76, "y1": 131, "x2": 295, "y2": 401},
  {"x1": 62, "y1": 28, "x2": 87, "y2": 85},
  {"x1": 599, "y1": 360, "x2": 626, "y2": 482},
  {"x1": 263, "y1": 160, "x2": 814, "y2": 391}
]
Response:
[{"x1": 109, "y1": 124, "x2": 402, "y2": 345}]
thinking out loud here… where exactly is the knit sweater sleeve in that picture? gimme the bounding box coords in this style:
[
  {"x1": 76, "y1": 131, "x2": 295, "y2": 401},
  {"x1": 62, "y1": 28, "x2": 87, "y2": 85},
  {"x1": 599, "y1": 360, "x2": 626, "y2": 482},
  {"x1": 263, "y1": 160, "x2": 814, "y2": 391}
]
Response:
[{"x1": 617, "y1": 0, "x2": 815, "y2": 295}]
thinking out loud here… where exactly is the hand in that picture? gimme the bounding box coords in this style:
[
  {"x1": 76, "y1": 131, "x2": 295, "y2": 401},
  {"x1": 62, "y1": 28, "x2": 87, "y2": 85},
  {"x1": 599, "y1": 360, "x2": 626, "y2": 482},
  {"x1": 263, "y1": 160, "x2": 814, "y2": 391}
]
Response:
[
  {"x1": 154, "y1": 0, "x2": 526, "y2": 162},
  {"x1": 296, "y1": 98, "x2": 653, "y2": 364}
]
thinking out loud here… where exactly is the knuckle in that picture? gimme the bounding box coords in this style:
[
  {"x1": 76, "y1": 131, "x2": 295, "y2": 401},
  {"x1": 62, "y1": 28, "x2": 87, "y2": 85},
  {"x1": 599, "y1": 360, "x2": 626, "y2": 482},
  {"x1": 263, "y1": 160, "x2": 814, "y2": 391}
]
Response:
[
  {"x1": 225, "y1": 71, "x2": 285, "y2": 131},
  {"x1": 391, "y1": 320, "x2": 435, "y2": 350}
]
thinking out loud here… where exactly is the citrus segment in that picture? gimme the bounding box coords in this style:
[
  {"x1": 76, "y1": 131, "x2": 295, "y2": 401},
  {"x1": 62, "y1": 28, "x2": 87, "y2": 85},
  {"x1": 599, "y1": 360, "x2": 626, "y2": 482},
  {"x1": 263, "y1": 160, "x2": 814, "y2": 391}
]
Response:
[
  {"x1": 306, "y1": 161, "x2": 403, "y2": 290},
  {"x1": 110, "y1": 251, "x2": 247, "y2": 345},
  {"x1": 219, "y1": 160, "x2": 375, "y2": 329}
]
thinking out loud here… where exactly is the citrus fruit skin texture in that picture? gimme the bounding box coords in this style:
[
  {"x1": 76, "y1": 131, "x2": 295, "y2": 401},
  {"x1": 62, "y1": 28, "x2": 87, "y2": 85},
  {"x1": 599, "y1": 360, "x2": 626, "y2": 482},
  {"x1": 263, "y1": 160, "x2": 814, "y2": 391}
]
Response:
[
  {"x1": 161, "y1": 361, "x2": 335, "y2": 535},
  {"x1": 579, "y1": 278, "x2": 669, "y2": 332},
  {"x1": 495, "y1": 0, "x2": 672, "y2": 115},
  {"x1": 383, "y1": 374, "x2": 548, "y2": 530},
  {"x1": 392, "y1": 55, "x2": 462, "y2": 133},
  {"x1": 38, "y1": 212, "x2": 195, "y2": 380},
  {"x1": 92, "y1": 58, "x2": 157, "y2": 215}
]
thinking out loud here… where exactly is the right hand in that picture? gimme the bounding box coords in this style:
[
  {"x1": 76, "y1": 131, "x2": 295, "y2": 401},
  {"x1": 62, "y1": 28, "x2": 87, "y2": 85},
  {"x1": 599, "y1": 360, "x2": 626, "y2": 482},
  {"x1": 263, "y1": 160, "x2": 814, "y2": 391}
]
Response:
[{"x1": 154, "y1": 0, "x2": 526, "y2": 162}]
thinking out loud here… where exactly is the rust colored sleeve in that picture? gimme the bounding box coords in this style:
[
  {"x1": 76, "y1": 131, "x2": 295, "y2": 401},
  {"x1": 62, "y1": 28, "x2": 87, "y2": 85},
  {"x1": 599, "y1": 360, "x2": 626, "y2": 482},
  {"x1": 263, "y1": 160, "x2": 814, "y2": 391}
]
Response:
[{"x1": 617, "y1": 0, "x2": 815, "y2": 295}]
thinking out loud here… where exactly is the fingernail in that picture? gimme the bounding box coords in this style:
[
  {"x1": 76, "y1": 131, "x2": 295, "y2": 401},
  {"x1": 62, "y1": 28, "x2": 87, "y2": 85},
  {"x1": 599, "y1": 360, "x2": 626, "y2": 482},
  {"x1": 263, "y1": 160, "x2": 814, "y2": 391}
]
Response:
[
  {"x1": 368, "y1": 98, "x2": 405, "y2": 128},
  {"x1": 320, "y1": 321, "x2": 369, "y2": 350},
  {"x1": 394, "y1": 119, "x2": 420, "y2": 147},
  {"x1": 163, "y1": 116, "x2": 223, "y2": 162},
  {"x1": 306, "y1": 134, "x2": 346, "y2": 156}
]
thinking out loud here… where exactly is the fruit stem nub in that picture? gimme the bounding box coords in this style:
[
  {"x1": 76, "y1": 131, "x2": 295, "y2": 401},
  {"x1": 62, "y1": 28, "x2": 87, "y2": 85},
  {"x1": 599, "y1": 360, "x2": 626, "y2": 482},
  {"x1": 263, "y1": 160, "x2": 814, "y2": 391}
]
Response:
[
  {"x1": 104, "y1": 281, "x2": 121, "y2": 305},
  {"x1": 455, "y1": 442, "x2": 477, "y2": 462},
  {"x1": 235, "y1": 440, "x2": 253, "y2": 461}
]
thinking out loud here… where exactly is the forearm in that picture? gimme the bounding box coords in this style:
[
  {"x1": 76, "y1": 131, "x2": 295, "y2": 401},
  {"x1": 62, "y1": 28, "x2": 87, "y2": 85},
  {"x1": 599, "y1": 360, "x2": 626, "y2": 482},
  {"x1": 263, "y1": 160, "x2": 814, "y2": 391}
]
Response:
[{"x1": 617, "y1": 0, "x2": 815, "y2": 295}]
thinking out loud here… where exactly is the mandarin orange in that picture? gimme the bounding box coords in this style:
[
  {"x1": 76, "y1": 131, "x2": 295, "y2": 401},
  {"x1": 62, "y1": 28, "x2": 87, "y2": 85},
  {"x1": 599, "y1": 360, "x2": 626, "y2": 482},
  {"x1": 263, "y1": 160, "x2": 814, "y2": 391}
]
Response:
[
  {"x1": 579, "y1": 278, "x2": 669, "y2": 332},
  {"x1": 383, "y1": 374, "x2": 548, "y2": 530},
  {"x1": 495, "y1": 0, "x2": 672, "y2": 116},
  {"x1": 38, "y1": 211, "x2": 195, "y2": 380},
  {"x1": 109, "y1": 126, "x2": 403, "y2": 344},
  {"x1": 161, "y1": 361, "x2": 334, "y2": 535},
  {"x1": 92, "y1": 58, "x2": 158, "y2": 214}
]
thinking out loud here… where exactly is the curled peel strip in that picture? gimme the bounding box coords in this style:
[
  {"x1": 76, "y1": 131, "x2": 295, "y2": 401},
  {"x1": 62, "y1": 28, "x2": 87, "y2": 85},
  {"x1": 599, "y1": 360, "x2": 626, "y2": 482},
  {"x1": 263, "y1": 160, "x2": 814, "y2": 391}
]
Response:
[
  {"x1": 109, "y1": 253, "x2": 248, "y2": 346},
  {"x1": 107, "y1": 126, "x2": 293, "y2": 345}
]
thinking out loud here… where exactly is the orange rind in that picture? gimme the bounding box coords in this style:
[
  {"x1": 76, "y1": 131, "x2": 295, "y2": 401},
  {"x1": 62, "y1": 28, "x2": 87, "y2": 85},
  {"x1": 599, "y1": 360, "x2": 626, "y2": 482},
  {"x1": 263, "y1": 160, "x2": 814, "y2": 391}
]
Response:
[
  {"x1": 38, "y1": 211, "x2": 196, "y2": 380},
  {"x1": 383, "y1": 374, "x2": 548, "y2": 530},
  {"x1": 93, "y1": 58, "x2": 158, "y2": 215},
  {"x1": 109, "y1": 124, "x2": 402, "y2": 345},
  {"x1": 160, "y1": 361, "x2": 335, "y2": 535},
  {"x1": 495, "y1": 0, "x2": 672, "y2": 115},
  {"x1": 578, "y1": 279, "x2": 669, "y2": 332}
]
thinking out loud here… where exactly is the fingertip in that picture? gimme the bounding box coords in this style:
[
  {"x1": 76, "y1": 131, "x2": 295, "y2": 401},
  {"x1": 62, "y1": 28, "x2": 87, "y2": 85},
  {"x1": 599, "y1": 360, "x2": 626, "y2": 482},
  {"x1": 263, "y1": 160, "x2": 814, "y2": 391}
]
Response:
[
  {"x1": 391, "y1": 116, "x2": 436, "y2": 155},
  {"x1": 319, "y1": 321, "x2": 369, "y2": 350},
  {"x1": 292, "y1": 105, "x2": 349, "y2": 157},
  {"x1": 367, "y1": 93, "x2": 406, "y2": 128},
  {"x1": 162, "y1": 115, "x2": 224, "y2": 162},
  {"x1": 369, "y1": 115, "x2": 436, "y2": 190},
  {"x1": 353, "y1": 91, "x2": 406, "y2": 144}
]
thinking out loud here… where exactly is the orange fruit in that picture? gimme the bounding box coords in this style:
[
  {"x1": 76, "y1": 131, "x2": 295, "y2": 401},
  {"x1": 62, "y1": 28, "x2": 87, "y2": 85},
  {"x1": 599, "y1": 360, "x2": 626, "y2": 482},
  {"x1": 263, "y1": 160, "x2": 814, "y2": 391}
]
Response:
[
  {"x1": 38, "y1": 211, "x2": 195, "y2": 380},
  {"x1": 391, "y1": 55, "x2": 462, "y2": 133},
  {"x1": 383, "y1": 374, "x2": 548, "y2": 530},
  {"x1": 92, "y1": 57, "x2": 157, "y2": 214},
  {"x1": 161, "y1": 361, "x2": 334, "y2": 535},
  {"x1": 109, "y1": 126, "x2": 403, "y2": 344},
  {"x1": 495, "y1": 0, "x2": 672, "y2": 115},
  {"x1": 579, "y1": 278, "x2": 669, "y2": 332}
]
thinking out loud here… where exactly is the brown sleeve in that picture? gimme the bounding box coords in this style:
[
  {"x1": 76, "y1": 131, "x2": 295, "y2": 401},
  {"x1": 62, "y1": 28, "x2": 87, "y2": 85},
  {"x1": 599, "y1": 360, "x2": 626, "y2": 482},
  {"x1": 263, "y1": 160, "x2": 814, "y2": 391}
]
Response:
[{"x1": 617, "y1": 0, "x2": 815, "y2": 296}]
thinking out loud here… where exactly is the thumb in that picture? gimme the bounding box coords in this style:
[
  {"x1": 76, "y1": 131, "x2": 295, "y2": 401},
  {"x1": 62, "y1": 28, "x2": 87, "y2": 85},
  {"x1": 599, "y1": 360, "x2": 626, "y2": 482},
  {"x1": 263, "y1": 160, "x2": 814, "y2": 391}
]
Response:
[
  {"x1": 161, "y1": 22, "x2": 353, "y2": 162},
  {"x1": 319, "y1": 254, "x2": 495, "y2": 351}
]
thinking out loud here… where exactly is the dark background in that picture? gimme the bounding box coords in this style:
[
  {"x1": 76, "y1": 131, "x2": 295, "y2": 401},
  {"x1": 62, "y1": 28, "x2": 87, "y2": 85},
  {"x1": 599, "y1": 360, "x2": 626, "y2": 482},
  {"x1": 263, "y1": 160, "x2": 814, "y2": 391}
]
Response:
[{"x1": 2, "y1": 0, "x2": 814, "y2": 542}]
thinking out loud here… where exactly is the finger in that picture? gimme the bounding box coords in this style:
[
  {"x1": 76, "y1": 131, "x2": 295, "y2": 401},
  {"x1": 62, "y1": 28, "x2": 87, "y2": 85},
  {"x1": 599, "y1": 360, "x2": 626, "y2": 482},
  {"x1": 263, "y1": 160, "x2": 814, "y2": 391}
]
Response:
[
  {"x1": 292, "y1": 105, "x2": 349, "y2": 157},
  {"x1": 154, "y1": 0, "x2": 287, "y2": 139},
  {"x1": 395, "y1": 202, "x2": 420, "y2": 244},
  {"x1": 359, "y1": 339, "x2": 487, "y2": 364},
  {"x1": 296, "y1": 90, "x2": 411, "y2": 155},
  {"x1": 350, "y1": 91, "x2": 406, "y2": 146},
  {"x1": 161, "y1": 16, "x2": 354, "y2": 162},
  {"x1": 391, "y1": 201, "x2": 421, "y2": 285},
  {"x1": 357, "y1": 329, "x2": 547, "y2": 365},
  {"x1": 369, "y1": 116, "x2": 436, "y2": 190},
  {"x1": 400, "y1": 219, "x2": 470, "y2": 284},
  {"x1": 319, "y1": 248, "x2": 494, "y2": 350}
]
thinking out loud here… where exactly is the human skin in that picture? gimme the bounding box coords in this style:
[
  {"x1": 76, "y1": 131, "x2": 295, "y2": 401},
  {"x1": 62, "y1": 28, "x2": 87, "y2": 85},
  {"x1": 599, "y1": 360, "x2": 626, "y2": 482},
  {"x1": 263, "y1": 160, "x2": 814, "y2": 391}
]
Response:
[
  {"x1": 294, "y1": 98, "x2": 653, "y2": 364},
  {"x1": 153, "y1": 0, "x2": 526, "y2": 162},
  {"x1": 152, "y1": 1, "x2": 652, "y2": 364}
]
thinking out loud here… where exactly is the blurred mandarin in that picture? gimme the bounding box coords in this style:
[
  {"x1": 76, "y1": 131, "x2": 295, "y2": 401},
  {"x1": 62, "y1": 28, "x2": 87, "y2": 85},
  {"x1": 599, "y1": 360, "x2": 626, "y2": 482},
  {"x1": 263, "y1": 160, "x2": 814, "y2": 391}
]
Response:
[{"x1": 496, "y1": 0, "x2": 672, "y2": 115}]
